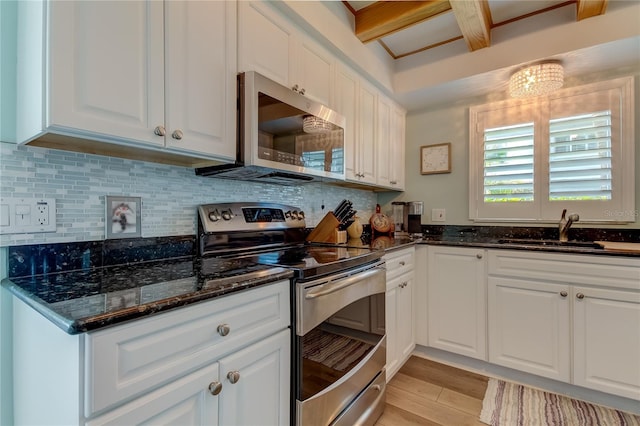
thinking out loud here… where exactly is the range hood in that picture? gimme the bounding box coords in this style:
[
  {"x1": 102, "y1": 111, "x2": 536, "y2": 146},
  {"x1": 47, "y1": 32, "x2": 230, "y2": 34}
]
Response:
[{"x1": 195, "y1": 71, "x2": 346, "y2": 186}]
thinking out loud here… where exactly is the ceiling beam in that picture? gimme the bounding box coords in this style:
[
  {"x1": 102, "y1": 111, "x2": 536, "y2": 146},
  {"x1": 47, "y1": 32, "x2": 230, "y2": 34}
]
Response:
[
  {"x1": 449, "y1": 0, "x2": 492, "y2": 51},
  {"x1": 355, "y1": 1, "x2": 452, "y2": 44},
  {"x1": 576, "y1": 0, "x2": 608, "y2": 21}
]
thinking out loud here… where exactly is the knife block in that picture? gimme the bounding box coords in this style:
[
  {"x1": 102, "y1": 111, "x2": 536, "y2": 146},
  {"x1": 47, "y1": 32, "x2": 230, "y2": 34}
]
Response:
[{"x1": 306, "y1": 212, "x2": 344, "y2": 243}]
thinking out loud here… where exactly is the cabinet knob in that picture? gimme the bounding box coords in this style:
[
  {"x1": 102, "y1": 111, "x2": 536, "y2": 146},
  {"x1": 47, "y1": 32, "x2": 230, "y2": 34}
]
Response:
[
  {"x1": 299, "y1": 88, "x2": 305, "y2": 95},
  {"x1": 217, "y1": 324, "x2": 230, "y2": 336},
  {"x1": 208, "y1": 381, "x2": 222, "y2": 396},
  {"x1": 576, "y1": 293, "x2": 585, "y2": 300},
  {"x1": 292, "y1": 84, "x2": 299, "y2": 92},
  {"x1": 476, "y1": 253, "x2": 483, "y2": 259},
  {"x1": 560, "y1": 291, "x2": 568, "y2": 297},
  {"x1": 154, "y1": 125, "x2": 166, "y2": 136},
  {"x1": 172, "y1": 129, "x2": 183, "y2": 140},
  {"x1": 390, "y1": 180, "x2": 397, "y2": 185},
  {"x1": 227, "y1": 370, "x2": 241, "y2": 384},
  {"x1": 399, "y1": 261, "x2": 405, "y2": 266}
]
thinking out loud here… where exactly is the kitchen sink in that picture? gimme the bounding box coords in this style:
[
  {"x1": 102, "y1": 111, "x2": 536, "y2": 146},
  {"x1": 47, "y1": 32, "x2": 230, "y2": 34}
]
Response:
[{"x1": 497, "y1": 238, "x2": 603, "y2": 249}]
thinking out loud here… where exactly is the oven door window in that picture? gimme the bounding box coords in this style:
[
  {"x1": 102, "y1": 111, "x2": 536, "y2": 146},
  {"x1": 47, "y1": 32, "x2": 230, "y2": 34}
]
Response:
[{"x1": 298, "y1": 293, "x2": 384, "y2": 400}]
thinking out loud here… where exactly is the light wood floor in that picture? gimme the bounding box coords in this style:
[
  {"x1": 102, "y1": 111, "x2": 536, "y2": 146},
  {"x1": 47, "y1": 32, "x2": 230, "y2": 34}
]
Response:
[{"x1": 375, "y1": 356, "x2": 489, "y2": 426}]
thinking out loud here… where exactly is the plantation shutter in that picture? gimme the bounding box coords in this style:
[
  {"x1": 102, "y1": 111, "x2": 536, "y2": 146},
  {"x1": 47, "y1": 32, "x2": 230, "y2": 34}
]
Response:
[
  {"x1": 548, "y1": 111, "x2": 612, "y2": 201},
  {"x1": 483, "y1": 122, "x2": 535, "y2": 202}
]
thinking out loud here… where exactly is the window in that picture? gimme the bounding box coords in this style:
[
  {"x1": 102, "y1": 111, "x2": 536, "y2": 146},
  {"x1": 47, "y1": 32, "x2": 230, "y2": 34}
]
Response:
[{"x1": 469, "y1": 76, "x2": 634, "y2": 223}]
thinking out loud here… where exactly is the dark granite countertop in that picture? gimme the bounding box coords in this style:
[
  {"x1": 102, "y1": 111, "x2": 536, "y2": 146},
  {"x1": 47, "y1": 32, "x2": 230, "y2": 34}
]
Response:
[
  {"x1": 416, "y1": 236, "x2": 640, "y2": 257},
  {"x1": 2, "y1": 256, "x2": 293, "y2": 335}
]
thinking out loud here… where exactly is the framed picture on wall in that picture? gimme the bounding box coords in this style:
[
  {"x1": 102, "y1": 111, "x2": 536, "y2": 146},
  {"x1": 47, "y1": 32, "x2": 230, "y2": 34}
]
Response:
[
  {"x1": 106, "y1": 196, "x2": 142, "y2": 239},
  {"x1": 420, "y1": 143, "x2": 451, "y2": 175}
]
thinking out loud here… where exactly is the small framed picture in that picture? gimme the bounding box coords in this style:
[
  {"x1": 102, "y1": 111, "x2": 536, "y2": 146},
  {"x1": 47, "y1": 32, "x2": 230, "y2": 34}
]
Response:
[
  {"x1": 421, "y1": 143, "x2": 451, "y2": 175},
  {"x1": 106, "y1": 196, "x2": 142, "y2": 239}
]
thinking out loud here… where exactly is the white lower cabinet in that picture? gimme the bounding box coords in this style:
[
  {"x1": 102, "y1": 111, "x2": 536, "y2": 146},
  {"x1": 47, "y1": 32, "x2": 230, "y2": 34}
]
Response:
[
  {"x1": 488, "y1": 277, "x2": 570, "y2": 381},
  {"x1": 427, "y1": 246, "x2": 487, "y2": 360},
  {"x1": 88, "y1": 330, "x2": 290, "y2": 426},
  {"x1": 573, "y1": 286, "x2": 640, "y2": 399},
  {"x1": 12, "y1": 280, "x2": 291, "y2": 425},
  {"x1": 488, "y1": 250, "x2": 640, "y2": 401},
  {"x1": 384, "y1": 247, "x2": 416, "y2": 381}
]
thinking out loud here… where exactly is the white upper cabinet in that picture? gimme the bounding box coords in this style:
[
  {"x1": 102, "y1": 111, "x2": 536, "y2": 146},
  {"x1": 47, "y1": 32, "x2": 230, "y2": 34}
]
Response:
[
  {"x1": 389, "y1": 104, "x2": 406, "y2": 190},
  {"x1": 18, "y1": 0, "x2": 236, "y2": 163},
  {"x1": 355, "y1": 78, "x2": 378, "y2": 185},
  {"x1": 238, "y1": 1, "x2": 334, "y2": 106},
  {"x1": 377, "y1": 95, "x2": 405, "y2": 190}
]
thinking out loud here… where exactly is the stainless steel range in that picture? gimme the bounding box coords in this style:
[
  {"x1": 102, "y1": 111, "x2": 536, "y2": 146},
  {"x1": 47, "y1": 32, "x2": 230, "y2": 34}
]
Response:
[{"x1": 198, "y1": 202, "x2": 387, "y2": 426}]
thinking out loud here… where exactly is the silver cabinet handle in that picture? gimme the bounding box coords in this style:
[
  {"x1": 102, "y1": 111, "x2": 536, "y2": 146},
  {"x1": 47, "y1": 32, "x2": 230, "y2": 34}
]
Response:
[
  {"x1": 299, "y1": 88, "x2": 305, "y2": 95},
  {"x1": 208, "y1": 381, "x2": 222, "y2": 395},
  {"x1": 399, "y1": 261, "x2": 405, "y2": 266},
  {"x1": 390, "y1": 180, "x2": 397, "y2": 185},
  {"x1": 172, "y1": 129, "x2": 183, "y2": 140},
  {"x1": 576, "y1": 293, "x2": 585, "y2": 299},
  {"x1": 227, "y1": 371, "x2": 240, "y2": 384},
  {"x1": 292, "y1": 84, "x2": 299, "y2": 92},
  {"x1": 154, "y1": 125, "x2": 166, "y2": 136},
  {"x1": 217, "y1": 324, "x2": 230, "y2": 336},
  {"x1": 476, "y1": 253, "x2": 483, "y2": 259},
  {"x1": 560, "y1": 291, "x2": 568, "y2": 297}
]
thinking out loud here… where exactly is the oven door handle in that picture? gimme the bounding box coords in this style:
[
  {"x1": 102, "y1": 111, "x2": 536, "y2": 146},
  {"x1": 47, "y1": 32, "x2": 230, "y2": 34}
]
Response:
[{"x1": 304, "y1": 267, "x2": 385, "y2": 299}]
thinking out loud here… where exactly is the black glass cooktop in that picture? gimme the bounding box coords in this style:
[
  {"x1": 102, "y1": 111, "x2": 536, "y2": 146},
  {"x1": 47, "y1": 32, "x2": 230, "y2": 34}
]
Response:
[{"x1": 237, "y1": 244, "x2": 383, "y2": 280}]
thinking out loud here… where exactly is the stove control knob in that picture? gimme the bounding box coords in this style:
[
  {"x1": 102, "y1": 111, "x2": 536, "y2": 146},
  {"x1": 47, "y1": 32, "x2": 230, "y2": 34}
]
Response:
[
  {"x1": 285, "y1": 210, "x2": 292, "y2": 219},
  {"x1": 208, "y1": 210, "x2": 220, "y2": 222},
  {"x1": 291, "y1": 210, "x2": 299, "y2": 220},
  {"x1": 221, "y1": 209, "x2": 233, "y2": 221},
  {"x1": 298, "y1": 211, "x2": 305, "y2": 220}
]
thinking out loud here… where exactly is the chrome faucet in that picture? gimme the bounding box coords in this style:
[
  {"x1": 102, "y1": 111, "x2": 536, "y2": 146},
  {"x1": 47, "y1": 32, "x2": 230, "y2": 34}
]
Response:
[{"x1": 559, "y1": 209, "x2": 579, "y2": 242}]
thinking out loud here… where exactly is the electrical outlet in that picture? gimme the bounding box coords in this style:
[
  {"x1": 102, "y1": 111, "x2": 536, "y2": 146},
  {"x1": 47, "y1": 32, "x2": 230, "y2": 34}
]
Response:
[
  {"x1": 432, "y1": 208, "x2": 446, "y2": 222},
  {"x1": 36, "y1": 203, "x2": 49, "y2": 225}
]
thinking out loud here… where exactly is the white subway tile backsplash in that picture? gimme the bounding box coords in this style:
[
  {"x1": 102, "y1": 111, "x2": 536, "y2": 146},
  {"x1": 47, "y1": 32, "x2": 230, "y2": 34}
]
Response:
[{"x1": 0, "y1": 142, "x2": 377, "y2": 246}]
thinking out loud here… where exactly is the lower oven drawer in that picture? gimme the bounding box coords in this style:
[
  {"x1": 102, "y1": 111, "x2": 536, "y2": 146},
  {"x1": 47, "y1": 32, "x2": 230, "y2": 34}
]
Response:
[{"x1": 297, "y1": 335, "x2": 386, "y2": 426}]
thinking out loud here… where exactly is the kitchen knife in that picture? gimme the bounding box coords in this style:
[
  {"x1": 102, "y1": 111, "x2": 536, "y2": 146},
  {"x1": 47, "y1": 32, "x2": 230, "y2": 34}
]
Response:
[{"x1": 334, "y1": 199, "x2": 349, "y2": 219}]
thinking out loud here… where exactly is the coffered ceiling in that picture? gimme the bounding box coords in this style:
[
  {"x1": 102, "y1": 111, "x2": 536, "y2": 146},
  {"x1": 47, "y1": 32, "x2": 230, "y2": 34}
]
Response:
[
  {"x1": 338, "y1": 0, "x2": 639, "y2": 110},
  {"x1": 344, "y1": 0, "x2": 607, "y2": 59}
]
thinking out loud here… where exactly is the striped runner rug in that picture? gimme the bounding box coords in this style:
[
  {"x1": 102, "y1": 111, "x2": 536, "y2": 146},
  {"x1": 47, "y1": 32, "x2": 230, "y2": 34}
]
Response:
[{"x1": 480, "y1": 378, "x2": 640, "y2": 426}]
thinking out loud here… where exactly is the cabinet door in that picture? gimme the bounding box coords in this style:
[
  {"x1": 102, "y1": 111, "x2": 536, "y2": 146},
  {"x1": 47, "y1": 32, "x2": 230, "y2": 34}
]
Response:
[
  {"x1": 573, "y1": 286, "x2": 640, "y2": 400},
  {"x1": 48, "y1": 1, "x2": 164, "y2": 146},
  {"x1": 396, "y1": 273, "x2": 416, "y2": 366},
  {"x1": 414, "y1": 246, "x2": 428, "y2": 346},
  {"x1": 488, "y1": 277, "x2": 570, "y2": 381},
  {"x1": 385, "y1": 285, "x2": 399, "y2": 381},
  {"x1": 218, "y1": 330, "x2": 290, "y2": 426},
  {"x1": 357, "y1": 79, "x2": 377, "y2": 184},
  {"x1": 238, "y1": 1, "x2": 294, "y2": 87},
  {"x1": 376, "y1": 95, "x2": 392, "y2": 187},
  {"x1": 335, "y1": 64, "x2": 359, "y2": 181},
  {"x1": 164, "y1": 0, "x2": 235, "y2": 160},
  {"x1": 386, "y1": 271, "x2": 415, "y2": 381},
  {"x1": 294, "y1": 36, "x2": 334, "y2": 106},
  {"x1": 427, "y1": 246, "x2": 487, "y2": 360},
  {"x1": 86, "y1": 363, "x2": 219, "y2": 426},
  {"x1": 389, "y1": 105, "x2": 406, "y2": 190}
]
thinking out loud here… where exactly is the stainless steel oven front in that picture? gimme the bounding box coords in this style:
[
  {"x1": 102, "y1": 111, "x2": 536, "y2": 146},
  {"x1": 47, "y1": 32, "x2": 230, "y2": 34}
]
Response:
[{"x1": 295, "y1": 260, "x2": 387, "y2": 426}]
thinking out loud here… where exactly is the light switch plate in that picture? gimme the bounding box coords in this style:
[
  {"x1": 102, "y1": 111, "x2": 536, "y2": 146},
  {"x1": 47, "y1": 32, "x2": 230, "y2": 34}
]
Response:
[
  {"x1": 0, "y1": 198, "x2": 56, "y2": 234},
  {"x1": 432, "y1": 208, "x2": 446, "y2": 222}
]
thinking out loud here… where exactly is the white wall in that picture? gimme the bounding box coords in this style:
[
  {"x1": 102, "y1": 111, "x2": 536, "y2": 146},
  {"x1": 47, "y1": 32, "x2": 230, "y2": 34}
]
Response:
[{"x1": 379, "y1": 66, "x2": 640, "y2": 228}]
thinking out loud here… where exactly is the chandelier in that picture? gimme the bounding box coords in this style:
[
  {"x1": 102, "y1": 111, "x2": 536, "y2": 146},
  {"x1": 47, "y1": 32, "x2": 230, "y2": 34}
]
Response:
[
  {"x1": 509, "y1": 62, "x2": 564, "y2": 98},
  {"x1": 302, "y1": 115, "x2": 332, "y2": 134}
]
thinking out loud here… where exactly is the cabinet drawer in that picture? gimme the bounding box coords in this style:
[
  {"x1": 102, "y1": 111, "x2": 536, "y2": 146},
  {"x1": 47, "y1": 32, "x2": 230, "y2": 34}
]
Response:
[
  {"x1": 488, "y1": 250, "x2": 640, "y2": 290},
  {"x1": 84, "y1": 280, "x2": 289, "y2": 417},
  {"x1": 383, "y1": 247, "x2": 415, "y2": 280}
]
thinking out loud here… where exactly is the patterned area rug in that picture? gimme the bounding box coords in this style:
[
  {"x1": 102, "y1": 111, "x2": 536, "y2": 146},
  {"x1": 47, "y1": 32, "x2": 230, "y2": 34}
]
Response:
[
  {"x1": 480, "y1": 378, "x2": 640, "y2": 426},
  {"x1": 302, "y1": 328, "x2": 373, "y2": 372}
]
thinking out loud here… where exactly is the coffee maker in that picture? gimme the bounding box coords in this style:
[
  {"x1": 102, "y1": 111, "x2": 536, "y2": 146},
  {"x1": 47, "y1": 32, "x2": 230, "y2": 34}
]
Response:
[{"x1": 391, "y1": 201, "x2": 424, "y2": 238}]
